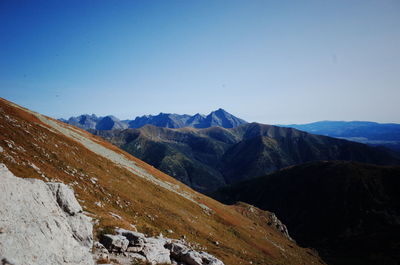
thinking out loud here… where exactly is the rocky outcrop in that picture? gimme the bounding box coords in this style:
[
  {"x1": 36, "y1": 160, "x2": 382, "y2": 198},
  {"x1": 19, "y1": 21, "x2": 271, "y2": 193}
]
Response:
[
  {"x1": 166, "y1": 241, "x2": 224, "y2": 265},
  {"x1": 266, "y1": 212, "x2": 292, "y2": 241},
  {"x1": 0, "y1": 164, "x2": 94, "y2": 265},
  {"x1": 96, "y1": 228, "x2": 224, "y2": 265}
]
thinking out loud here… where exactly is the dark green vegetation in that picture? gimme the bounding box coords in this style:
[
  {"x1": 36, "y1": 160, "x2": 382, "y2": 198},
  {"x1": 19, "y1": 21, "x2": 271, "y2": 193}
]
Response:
[
  {"x1": 213, "y1": 161, "x2": 400, "y2": 265},
  {"x1": 92, "y1": 122, "x2": 400, "y2": 193},
  {"x1": 284, "y1": 121, "x2": 400, "y2": 152}
]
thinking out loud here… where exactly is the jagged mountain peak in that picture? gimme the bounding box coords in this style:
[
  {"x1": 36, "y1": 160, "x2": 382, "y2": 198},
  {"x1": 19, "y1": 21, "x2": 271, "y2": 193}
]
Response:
[
  {"x1": 213, "y1": 108, "x2": 228, "y2": 113},
  {"x1": 202, "y1": 108, "x2": 247, "y2": 129},
  {"x1": 62, "y1": 109, "x2": 247, "y2": 130}
]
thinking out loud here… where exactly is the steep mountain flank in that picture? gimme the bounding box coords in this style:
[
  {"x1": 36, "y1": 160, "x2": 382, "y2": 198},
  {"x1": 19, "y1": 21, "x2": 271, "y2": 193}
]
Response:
[
  {"x1": 214, "y1": 161, "x2": 400, "y2": 265},
  {"x1": 0, "y1": 98, "x2": 324, "y2": 265},
  {"x1": 93, "y1": 123, "x2": 400, "y2": 192}
]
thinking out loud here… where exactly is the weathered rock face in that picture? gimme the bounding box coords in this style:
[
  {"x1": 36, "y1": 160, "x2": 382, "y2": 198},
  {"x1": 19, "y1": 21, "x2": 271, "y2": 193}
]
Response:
[
  {"x1": 266, "y1": 212, "x2": 292, "y2": 241},
  {"x1": 166, "y1": 241, "x2": 224, "y2": 265},
  {"x1": 0, "y1": 164, "x2": 94, "y2": 265},
  {"x1": 96, "y1": 228, "x2": 224, "y2": 265}
]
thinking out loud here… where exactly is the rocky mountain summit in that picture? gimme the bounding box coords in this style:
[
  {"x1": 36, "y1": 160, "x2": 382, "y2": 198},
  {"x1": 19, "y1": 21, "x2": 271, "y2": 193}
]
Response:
[
  {"x1": 61, "y1": 108, "x2": 247, "y2": 130},
  {"x1": 128, "y1": 108, "x2": 247, "y2": 129},
  {"x1": 61, "y1": 114, "x2": 129, "y2": 130}
]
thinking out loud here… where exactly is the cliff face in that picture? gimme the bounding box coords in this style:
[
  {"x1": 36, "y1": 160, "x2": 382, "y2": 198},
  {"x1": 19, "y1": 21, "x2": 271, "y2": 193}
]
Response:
[{"x1": 0, "y1": 164, "x2": 94, "y2": 265}]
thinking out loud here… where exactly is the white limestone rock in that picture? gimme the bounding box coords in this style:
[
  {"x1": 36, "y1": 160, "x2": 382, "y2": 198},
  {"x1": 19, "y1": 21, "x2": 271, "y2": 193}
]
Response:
[
  {"x1": 47, "y1": 182, "x2": 83, "y2": 215},
  {"x1": 141, "y1": 240, "x2": 171, "y2": 264},
  {"x1": 167, "y1": 241, "x2": 224, "y2": 265},
  {"x1": 0, "y1": 164, "x2": 94, "y2": 265},
  {"x1": 100, "y1": 234, "x2": 129, "y2": 252}
]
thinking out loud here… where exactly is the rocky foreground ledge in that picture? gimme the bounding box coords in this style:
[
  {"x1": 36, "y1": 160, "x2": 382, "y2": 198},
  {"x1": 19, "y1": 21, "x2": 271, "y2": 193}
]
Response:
[
  {"x1": 0, "y1": 164, "x2": 94, "y2": 265},
  {"x1": 94, "y1": 228, "x2": 224, "y2": 265},
  {"x1": 0, "y1": 164, "x2": 224, "y2": 265}
]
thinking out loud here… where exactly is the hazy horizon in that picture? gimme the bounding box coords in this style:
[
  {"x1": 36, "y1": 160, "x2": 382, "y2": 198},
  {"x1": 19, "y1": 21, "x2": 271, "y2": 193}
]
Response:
[
  {"x1": 48, "y1": 106, "x2": 398, "y2": 126},
  {"x1": 1, "y1": 0, "x2": 399, "y2": 124}
]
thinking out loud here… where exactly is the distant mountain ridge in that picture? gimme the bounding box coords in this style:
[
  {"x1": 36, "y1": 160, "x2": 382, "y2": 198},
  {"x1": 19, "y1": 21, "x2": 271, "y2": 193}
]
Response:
[
  {"x1": 283, "y1": 121, "x2": 400, "y2": 152},
  {"x1": 92, "y1": 122, "x2": 400, "y2": 192},
  {"x1": 61, "y1": 108, "x2": 247, "y2": 130},
  {"x1": 60, "y1": 114, "x2": 129, "y2": 130}
]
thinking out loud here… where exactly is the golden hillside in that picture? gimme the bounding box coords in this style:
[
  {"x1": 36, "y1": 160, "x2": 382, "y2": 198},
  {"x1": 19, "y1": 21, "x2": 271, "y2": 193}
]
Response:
[{"x1": 0, "y1": 98, "x2": 324, "y2": 265}]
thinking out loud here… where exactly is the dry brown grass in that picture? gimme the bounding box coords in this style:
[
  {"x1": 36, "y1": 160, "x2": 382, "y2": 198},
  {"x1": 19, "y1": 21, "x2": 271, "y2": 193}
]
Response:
[
  {"x1": 96, "y1": 258, "x2": 110, "y2": 264},
  {"x1": 0, "y1": 98, "x2": 326, "y2": 265}
]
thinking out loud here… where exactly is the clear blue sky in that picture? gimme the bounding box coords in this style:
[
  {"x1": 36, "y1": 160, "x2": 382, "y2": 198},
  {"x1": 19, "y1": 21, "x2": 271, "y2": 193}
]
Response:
[{"x1": 1, "y1": 0, "x2": 399, "y2": 124}]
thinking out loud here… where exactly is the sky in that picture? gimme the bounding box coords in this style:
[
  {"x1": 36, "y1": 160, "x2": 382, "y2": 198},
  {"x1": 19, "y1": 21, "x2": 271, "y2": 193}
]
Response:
[{"x1": 0, "y1": 0, "x2": 399, "y2": 124}]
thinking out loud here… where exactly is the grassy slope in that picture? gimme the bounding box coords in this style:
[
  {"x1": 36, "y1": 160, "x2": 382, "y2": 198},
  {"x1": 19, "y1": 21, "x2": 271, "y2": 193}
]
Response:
[{"x1": 0, "y1": 98, "x2": 324, "y2": 265}]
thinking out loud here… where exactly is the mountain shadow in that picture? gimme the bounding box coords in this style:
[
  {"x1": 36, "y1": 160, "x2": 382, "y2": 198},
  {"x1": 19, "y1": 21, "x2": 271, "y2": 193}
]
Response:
[{"x1": 213, "y1": 161, "x2": 400, "y2": 265}]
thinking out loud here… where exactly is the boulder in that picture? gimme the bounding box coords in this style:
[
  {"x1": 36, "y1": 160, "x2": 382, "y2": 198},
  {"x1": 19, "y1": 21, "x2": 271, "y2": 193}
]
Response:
[
  {"x1": 47, "y1": 182, "x2": 83, "y2": 215},
  {"x1": 115, "y1": 228, "x2": 145, "y2": 243},
  {"x1": 141, "y1": 240, "x2": 171, "y2": 264},
  {"x1": 197, "y1": 252, "x2": 224, "y2": 265},
  {"x1": 180, "y1": 251, "x2": 203, "y2": 265},
  {"x1": 0, "y1": 163, "x2": 94, "y2": 265},
  {"x1": 100, "y1": 234, "x2": 129, "y2": 252},
  {"x1": 166, "y1": 241, "x2": 224, "y2": 265},
  {"x1": 127, "y1": 253, "x2": 146, "y2": 261},
  {"x1": 93, "y1": 241, "x2": 109, "y2": 254},
  {"x1": 98, "y1": 226, "x2": 225, "y2": 265}
]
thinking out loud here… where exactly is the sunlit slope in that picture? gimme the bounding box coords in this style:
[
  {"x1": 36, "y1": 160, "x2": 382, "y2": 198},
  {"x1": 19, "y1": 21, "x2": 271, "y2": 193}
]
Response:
[{"x1": 0, "y1": 98, "x2": 324, "y2": 265}]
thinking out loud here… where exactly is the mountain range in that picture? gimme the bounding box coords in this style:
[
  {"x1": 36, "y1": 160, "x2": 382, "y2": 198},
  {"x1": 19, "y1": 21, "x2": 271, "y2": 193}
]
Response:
[
  {"x1": 92, "y1": 123, "x2": 400, "y2": 193},
  {"x1": 62, "y1": 112, "x2": 400, "y2": 154},
  {"x1": 0, "y1": 98, "x2": 323, "y2": 265},
  {"x1": 60, "y1": 108, "x2": 247, "y2": 130},
  {"x1": 283, "y1": 121, "x2": 400, "y2": 152},
  {"x1": 213, "y1": 161, "x2": 400, "y2": 265},
  {"x1": 3, "y1": 97, "x2": 400, "y2": 265}
]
